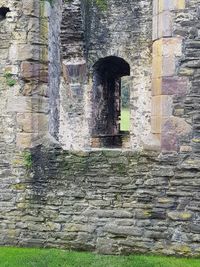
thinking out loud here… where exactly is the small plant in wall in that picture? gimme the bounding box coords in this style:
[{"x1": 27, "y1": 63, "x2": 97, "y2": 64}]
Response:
[
  {"x1": 92, "y1": 0, "x2": 107, "y2": 10},
  {"x1": 22, "y1": 150, "x2": 33, "y2": 170},
  {"x1": 3, "y1": 72, "x2": 16, "y2": 87}
]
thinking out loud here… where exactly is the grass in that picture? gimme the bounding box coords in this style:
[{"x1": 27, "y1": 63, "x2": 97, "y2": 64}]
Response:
[
  {"x1": 0, "y1": 248, "x2": 199, "y2": 267},
  {"x1": 120, "y1": 108, "x2": 130, "y2": 131}
]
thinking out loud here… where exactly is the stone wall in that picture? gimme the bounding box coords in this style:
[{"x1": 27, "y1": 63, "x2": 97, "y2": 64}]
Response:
[
  {"x1": 0, "y1": 0, "x2": 200, "y2": 257},
  {"x1": 57, "y1": 0, "x2": 153, "y2": 150},
  {"x1": 0, "y1": 0, "x2": 50, "y2": 151},
  {"x1": 1, "y1": 145, "x2": 200, "y2": 256},
  {"x1": 84, "y1": 0, "x2": 153, "y2": 150}
]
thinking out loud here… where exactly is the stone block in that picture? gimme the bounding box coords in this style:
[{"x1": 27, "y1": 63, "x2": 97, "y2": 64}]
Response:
[
  {"x1": 0, "y1": 33, "x2": 12, "y2": 49},
  {"x1": 142, "y1": 133, "x2": 161, "y2": 150},
  {"x1": 22, "y1": 82, "x2": 48, "y2": 96},
  {"x1": 158, "y1": 11, "x2": 173, "y2": 38},
  {"x1": 160, "y1": 0, "x2": 174, "y2": 12},
  {"x1": 158, "y1": 0, "x2": 185, "y2": 12},
  {"x1": 63, "y1": 60, "x2": 87, "y2": 84},
  {"x1": 16, "y1": 133, "x2": 32, "y2": 148},
  {"x1": 9, "y1": 44, "x2": 40, "y2": 62},
  {"x1": 161, "y1": 117, "x2": 192, "y2": 152},
  {"x1": 161, "y1": 132, "x2": 178, "y2": 152},
  {"x1": 27, "y1": 24, "x2": 48, "y2": 44},
  {"x1": 162, "y1": 55, "x2": 175, "y2": 76},
  {"x1": 152, "y1": 39, "x2": 179, "y2": 78},
  {"x1": 152, "y1": 76, "x2": 189, "y2": 96},
  {"x1": 162, "y1": 76, "x2": 188, "y2": 96},
  {"x1": 17, "y1": 113, "x2": 48, "y2": 133},
  {"x1": 7, "y1": 96, "x2": 49, "y2": 114},
  {"x1": 180, "y1": 146, "x2": 192, "y2": 153},
  {"x1": 175, "y1": 0, "x2": 185, "y2": 10},
  {"x1": 151, "y1": 116, "x2": 167, "y2": 134},
  {"x1": 21, "y1": 62, "x2": 48, "y2": 83},
  {"x1": 0, "y1": 45, "x2": 9, "y2": 65},
  {"x1": 11, "y1": 32, "x2": 27, "y2": 44},
  {"x1": 151, "y1": 95, "x2": 173, "y2": 117},
  {"x1": 27, "y1": 32, "x2": 42, "y2": 45},
  {"x1": 179, "y1": 67, "x2": 195, "y2": 76},
  {"x1": 167, "y1": 211, "x2": 192, "y2": 221},
  {"x1": 28, "y1": 17, "x2": 40, "y2": 34},
  {"x1": 162, "y1": 38, "x2": 183, "y2": 57},
  {"x1": 16, "y1": 132, "x2": 47, "y2": 148},
  {"x1": 22, "y1": 0, "x2": 40, "y2": 17}
]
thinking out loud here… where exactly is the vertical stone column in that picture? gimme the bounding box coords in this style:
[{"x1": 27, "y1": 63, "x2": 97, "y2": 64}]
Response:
[
  {"x1": 151, "y1": 0, "x2": 190, "y2": 152},
  {"x1": 6, "y1": 0, "x2": 50, "y2": 149}
]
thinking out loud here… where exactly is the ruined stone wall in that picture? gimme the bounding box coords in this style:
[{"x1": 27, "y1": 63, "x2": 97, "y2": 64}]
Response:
[
  {"x1": 1, "y1": 145, "x2": 200, "y2": 256},
  {"x1": 83, "y1": 0, "x2": 153, "y2": 149},
  {"x1": 0, "y1": 0, "x2": 50, "y2": 151},
  {"x1": 57, "y1": 0, "x2": 153, "y2": 150},
  {"x1": 0, "y1": 0, "x2": 200, "y2": 257},
  {"x1": 175, "y1": 0, "x2": 200, "y2": 155},
  {"x1": 0, "y1": 0, "x2": 50, "y2": 246}
]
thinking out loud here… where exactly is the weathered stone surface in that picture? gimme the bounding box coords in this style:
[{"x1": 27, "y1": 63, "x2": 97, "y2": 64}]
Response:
[
  {"x1": 21, "y1": 62, "x2": 48, "y2": 83},
  {"x1": 167, "y1": 211, "x2": 193, "y2": 221},
  {"x1": 7, "y1": 96, "x2": 49, "y2": 114},
  {"x1": 0, "y1": 0, "x2": 200, "y2": 258}
]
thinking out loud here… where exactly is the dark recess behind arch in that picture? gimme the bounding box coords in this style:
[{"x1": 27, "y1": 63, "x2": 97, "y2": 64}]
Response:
[
  {"x1": 93, "y1": 56, "x2": 130, "y2": 80},
  {"x1": 0, "y1": 7, "x2": 10, "y2": 20},
  {"x1": 92, "y1": 56, "x2": 130, "y2": 147}
]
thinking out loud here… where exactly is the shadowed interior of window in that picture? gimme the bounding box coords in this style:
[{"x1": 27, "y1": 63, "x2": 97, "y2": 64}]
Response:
[
  {"x1": 92, "y1": 56, "x2": 130, "y2": 148},
  {"x1": 0, "y1": 7, "x2": 10, "y2": 21}
]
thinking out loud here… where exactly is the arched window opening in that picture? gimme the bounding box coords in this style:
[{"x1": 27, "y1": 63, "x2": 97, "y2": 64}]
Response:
[
  {"x1": 0, "y1": 7, "x2": 10, "y2": 21},
  {"x1": 91, "y1": 56, "x2": 130, "y2": 148}
]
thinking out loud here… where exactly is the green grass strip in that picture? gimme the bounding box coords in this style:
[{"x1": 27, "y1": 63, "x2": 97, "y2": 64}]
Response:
[{"x1": 0, "y1": 247, "x2": 200, "y2": 267}]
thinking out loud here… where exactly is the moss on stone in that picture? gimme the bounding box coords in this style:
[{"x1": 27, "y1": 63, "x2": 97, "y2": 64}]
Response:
[
  {"x1": 11, "y1": 183, "x2": 26, "y2": 190},
  {"x1": 192, "y1": 139, "x2": 200, "y2": 143},
  {"x1": 22, "y1": 151, "x2": 33, "y2": 169},
  {"x1": 173, "y1": 245, "x2": 192, "y2": 255},
  {"x1": 143, "y1": 210, "x2": 152, "y2": 217}
]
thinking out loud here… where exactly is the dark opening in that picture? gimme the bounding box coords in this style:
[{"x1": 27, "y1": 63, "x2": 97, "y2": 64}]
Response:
[
  {"x1": 0, "y1": 7, "x2": 10, "y2": 21},
  {"x1": 92, "y1": 56, "x2": 130, "y2": 148}
]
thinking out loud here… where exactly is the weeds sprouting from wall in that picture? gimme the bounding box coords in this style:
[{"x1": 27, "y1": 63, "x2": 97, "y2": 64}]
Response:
[
  {"x1": 22, "y1": 151, "x2": 33, "y2": 170},
  {"x1": 3, "y1": 72, "x2": 16, "y2": 87}
]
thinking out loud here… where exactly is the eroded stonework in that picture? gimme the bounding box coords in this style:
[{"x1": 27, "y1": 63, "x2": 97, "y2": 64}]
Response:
[{"x1": 0, "y1": 0, "x2": 200, "y2": 256}]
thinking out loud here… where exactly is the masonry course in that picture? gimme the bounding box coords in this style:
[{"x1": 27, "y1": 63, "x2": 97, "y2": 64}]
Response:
[{"x1": 0, "y1": 0, "x2": 200, "y2": 256}]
